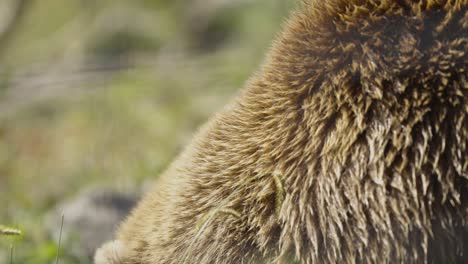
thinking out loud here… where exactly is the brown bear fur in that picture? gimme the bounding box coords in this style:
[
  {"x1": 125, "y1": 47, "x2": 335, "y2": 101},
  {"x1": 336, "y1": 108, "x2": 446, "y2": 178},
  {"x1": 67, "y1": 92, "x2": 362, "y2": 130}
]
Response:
[{"x1": 95, "y1": 0, "x2": 468, "y2": 263}]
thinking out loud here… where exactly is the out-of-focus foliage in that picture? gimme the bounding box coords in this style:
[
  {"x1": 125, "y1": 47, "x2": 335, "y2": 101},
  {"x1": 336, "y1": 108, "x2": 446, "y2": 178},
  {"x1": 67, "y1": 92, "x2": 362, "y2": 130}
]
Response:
[{"x1": 0, "y1": 0, "x2": 296, "y2": 262}]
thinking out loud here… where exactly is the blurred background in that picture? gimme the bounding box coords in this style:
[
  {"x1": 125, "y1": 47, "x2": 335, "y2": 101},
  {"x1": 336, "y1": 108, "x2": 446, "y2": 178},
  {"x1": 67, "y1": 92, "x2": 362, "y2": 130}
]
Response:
[{"x1": 0, "y1": 0, "x2": 296, "y2": 262}]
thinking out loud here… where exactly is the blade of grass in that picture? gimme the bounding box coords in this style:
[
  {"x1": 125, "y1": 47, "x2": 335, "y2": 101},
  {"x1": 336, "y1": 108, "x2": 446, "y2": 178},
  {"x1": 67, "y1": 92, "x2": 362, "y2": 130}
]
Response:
[
  {"x1": 55, "y1": 214, "x2": 64, "y2": 264},
  {"x1": 182, "y1": 173, "x2": 267, "y2": 264},
  {"x1": 9, "y1": 244, "x2": 14, "y2": 264}
]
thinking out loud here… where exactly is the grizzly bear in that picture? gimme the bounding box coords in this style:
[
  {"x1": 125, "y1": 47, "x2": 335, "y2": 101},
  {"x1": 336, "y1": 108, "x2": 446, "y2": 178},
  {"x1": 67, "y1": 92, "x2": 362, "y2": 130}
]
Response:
[{"x1": 95, "y1": 0, "x2": 467, "y2": 263}]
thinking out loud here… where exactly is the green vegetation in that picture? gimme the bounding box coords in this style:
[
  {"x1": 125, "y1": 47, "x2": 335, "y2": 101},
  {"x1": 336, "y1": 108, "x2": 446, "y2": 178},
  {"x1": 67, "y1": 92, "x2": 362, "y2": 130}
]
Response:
[{"x1": 0, "y1": 0, "x2": 295, "y2": 262}]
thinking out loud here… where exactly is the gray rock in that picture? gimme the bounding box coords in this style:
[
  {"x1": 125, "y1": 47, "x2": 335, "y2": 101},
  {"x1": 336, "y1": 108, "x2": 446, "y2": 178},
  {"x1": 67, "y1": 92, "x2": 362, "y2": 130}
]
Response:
[{"x1": 46, "y1": 188, "x2": 139, "y2": 259}]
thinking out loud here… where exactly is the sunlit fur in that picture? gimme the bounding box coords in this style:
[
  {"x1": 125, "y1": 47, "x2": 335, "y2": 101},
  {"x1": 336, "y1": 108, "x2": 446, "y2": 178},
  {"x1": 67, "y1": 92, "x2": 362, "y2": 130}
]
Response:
[{"x1": 96, "y1": 0, "x2": 468, "y2": 263}]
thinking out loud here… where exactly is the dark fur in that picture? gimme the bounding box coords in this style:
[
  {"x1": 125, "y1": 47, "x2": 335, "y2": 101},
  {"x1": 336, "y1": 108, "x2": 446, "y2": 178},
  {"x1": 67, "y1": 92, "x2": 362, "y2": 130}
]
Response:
[{"x1": 95, "y1": 0, "x2": 468, "y2": 263}]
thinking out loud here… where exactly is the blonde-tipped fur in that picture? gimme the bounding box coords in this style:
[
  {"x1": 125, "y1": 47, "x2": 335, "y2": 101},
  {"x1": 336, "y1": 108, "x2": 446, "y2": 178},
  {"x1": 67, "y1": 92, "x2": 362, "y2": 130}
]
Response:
[{"x1": 96, "y1": 0, "x2": 468, "y2": 263}]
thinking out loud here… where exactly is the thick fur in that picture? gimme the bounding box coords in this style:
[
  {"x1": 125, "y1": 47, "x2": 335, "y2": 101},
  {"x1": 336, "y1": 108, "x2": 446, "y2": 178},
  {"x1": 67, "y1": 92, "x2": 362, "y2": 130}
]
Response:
[{"x1": 96, "y1": 0, "x2": 468, "y2": 263}]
